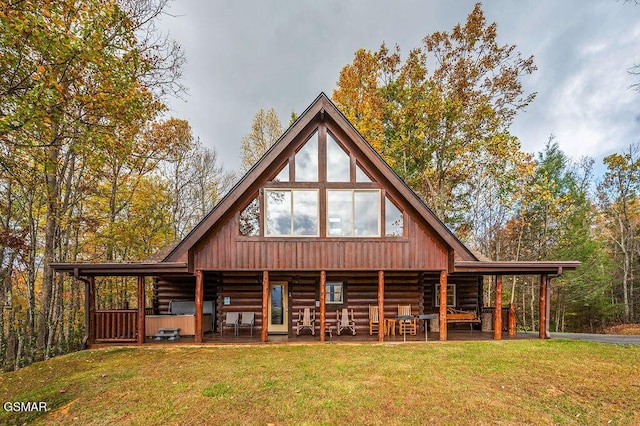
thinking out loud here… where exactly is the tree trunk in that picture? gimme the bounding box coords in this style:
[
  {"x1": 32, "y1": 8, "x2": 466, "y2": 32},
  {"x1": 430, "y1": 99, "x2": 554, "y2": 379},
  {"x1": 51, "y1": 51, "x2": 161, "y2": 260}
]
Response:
[
  {"x1": 521, "y1": 286, "x2": 527, "y2": 329},
  {"x1": 530, "y1": 277, "x2": 536, "y2": 332},
  {"x1": 38, "y1": 143, "x2": 61, "y2": 361}
]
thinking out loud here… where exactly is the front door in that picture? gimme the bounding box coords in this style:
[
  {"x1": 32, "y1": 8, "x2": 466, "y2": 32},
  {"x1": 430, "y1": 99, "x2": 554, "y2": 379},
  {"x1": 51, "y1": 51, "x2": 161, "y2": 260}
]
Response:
[{"x1": 268, "y1": 282, "x2": 288, "y2": 334}]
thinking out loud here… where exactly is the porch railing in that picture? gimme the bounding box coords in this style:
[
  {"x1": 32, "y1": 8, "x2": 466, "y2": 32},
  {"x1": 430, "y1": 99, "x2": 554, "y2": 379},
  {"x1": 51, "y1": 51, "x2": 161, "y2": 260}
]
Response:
[{"x1": 95, "y1": 309, "x2": 138, "y2": 342}]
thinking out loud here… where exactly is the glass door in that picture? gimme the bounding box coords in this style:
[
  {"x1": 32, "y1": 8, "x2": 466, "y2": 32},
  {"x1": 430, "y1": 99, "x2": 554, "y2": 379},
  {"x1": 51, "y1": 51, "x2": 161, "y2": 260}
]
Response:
[{"x1": 268, "y1": 282, "x2": 288, "y2": 334}]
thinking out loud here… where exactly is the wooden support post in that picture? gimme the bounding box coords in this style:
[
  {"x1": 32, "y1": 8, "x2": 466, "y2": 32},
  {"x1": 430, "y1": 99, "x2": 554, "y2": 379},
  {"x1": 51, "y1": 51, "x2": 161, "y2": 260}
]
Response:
[
  {"x1": 137, "y1": 276, "x2": 146, "y2": 344},
  {"x1": 88, "y1": 276, "x2": 96, "y2": 346},
  {"x1": 195, "y1": 270, "x2": 204, "y2": 343},
  {"x1": 539, "y1": 274, "x2": 548, "y2": 339},
  {"x1": 84, "y1": 279, "x2": 90, "y2": 346},
  {"x1": 546, "y1": 276, "x2": 551, "y2": 339},
  {"x1": 378, "y1": 270, "x2": 385, "y2": 342},
  {"x1": 261, "y1": 271, "x2": 269, "y2": 342},
  {"x1": 439, "y1": 270, "x2": 447, "y2": 341},
  {"x1": 508, "y1": 303, "x2": 516, "y2": 336},
  {"x1": 320, "y1": 271, "x2": 326, "y2": 342},
  {"x1": 494, "y1": 275, "x2": 503, "y2": 340}
]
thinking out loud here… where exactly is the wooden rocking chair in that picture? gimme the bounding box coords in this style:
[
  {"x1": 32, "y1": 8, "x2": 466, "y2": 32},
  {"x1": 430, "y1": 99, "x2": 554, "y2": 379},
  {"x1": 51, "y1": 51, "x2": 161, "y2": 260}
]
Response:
[
  {"x1": 295, "y1": 308, "x2": 315, "y2": 336},
  {"x1": 337, "y1": 308, "x2": 356, "y2": 336},
  {"x1": 369, "y1": 305, "x2": 379, "y2": 336},
  {"x1": 397, "y1": 305, "x2": 417, "y2": 336}
]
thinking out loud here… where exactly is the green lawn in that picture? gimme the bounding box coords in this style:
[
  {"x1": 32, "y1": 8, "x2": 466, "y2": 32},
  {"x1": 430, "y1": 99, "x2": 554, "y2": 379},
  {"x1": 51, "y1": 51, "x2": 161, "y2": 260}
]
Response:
[{"x1": 1, "y1": 340, "x2": 639, "y2": 425}]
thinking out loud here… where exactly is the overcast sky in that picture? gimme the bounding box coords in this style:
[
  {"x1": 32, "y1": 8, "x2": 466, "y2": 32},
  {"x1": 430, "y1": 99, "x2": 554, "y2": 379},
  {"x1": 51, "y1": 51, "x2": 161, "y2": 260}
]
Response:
[{"x1": 157, "y1": 1, "x2": 640, "y2": 175}]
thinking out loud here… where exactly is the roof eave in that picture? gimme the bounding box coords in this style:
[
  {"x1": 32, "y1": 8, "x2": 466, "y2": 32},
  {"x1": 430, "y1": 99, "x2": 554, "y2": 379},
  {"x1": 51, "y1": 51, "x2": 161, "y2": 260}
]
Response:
[{"x1": 51, "y1": 262, "x2": 191, "y2": 277}]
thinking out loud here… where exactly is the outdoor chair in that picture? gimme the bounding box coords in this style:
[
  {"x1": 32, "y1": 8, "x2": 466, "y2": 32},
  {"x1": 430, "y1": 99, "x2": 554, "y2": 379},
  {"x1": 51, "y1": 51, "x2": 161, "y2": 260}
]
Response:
[
  {"x1": 337, "y1": 308, "x2": 357, "y2": 336},
  {"x1": 295, "y1": 308, "x2": 315, "y2": 336},
  {"x1": 220, "y1": 311, "x2": 239, "y2": 336},
  {"x1": 238, "y1": 312, "x2": 255, "y2": 337},
  {"x1": 368, "y1": 305, "x2": 379, "y2": 335},
  {"x1": 397, "y1": 305, "x2": 417, "y2": 336}
]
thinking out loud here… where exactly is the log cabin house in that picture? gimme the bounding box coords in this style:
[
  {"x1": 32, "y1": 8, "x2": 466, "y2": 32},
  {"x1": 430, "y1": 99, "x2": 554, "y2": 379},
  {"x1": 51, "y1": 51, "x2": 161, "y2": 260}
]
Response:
[{"x1": 52, "y1": 93, "x2": 579, "y2": 345}]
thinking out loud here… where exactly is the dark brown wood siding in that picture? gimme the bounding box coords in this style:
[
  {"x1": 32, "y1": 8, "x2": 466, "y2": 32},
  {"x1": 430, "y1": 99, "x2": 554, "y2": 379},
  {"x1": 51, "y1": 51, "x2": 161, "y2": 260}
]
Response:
[{"x1": 192, "y1": 213, "x2": 448, "y2": 271}]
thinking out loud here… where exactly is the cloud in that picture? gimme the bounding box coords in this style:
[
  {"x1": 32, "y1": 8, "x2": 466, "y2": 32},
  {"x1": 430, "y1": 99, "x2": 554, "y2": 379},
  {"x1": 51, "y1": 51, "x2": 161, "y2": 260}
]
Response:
[{"x1": 157, "y1": 1, "x2": 640, "y2": 176}]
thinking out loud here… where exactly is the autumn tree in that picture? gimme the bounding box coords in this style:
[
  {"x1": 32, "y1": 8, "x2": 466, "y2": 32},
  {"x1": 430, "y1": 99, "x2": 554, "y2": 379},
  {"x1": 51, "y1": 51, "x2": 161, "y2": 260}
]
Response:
[
  {"x1": 597, "y1": 143, "x2": 640, "y2": 323},
  {"x1": 160, "y1": 126, "x2": 233, "y2": 240},
  {"x1": 333, "y1": 3, "x2": 536, "y2": 241},
  {"x1": 0, "y1": 0, "x2": 184, "y2": 364},
  {"x1": 498, "y1": 141, "x2": 613, "y2": 332},
  {"x1": 240, "y1": 108, "x2": 283, "y2": 171}
]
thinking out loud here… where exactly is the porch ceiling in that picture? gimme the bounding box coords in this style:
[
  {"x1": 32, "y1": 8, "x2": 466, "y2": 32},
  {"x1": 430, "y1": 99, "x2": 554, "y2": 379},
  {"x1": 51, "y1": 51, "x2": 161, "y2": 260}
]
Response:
[{"x1": 453, "y1": 261, "x2": 581, "y2": 275}]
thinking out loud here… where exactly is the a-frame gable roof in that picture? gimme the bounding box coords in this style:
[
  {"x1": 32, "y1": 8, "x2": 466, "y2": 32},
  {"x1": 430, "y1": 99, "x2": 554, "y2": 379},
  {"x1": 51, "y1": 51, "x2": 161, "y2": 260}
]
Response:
[{"x1": 164, "y1": 93, "x2": 478, "y2": 264}]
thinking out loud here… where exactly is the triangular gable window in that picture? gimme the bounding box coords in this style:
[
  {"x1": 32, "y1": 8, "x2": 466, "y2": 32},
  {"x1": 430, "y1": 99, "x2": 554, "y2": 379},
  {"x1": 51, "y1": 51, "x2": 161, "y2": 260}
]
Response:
[
  {"x1": 326, "y1": 133, "x2": 350, "y2": 182},
  {"x1": 294, "y1": 131, "x2": 318, "y2": 182},
  {"x1": 274, "y1": 163, "x2": 289, "y2": 182},
  {"x1": 356, "y1": 162, "x2": 372, "y2": 182},
  {"x1": 240, "y1": 196, "x2": 260, "y2": 236},
  {"x1": 385, "y1": 196, "x2": 403, "y2": 237}
]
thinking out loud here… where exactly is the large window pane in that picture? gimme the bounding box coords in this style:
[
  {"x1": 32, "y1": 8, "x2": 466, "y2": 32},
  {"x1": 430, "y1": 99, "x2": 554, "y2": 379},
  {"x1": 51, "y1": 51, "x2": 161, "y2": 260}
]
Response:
[
  {"x1": 326, "y1": 133, "x2": 350, "y2": 182},
  {"x1": 266, "y1": 190, "x2": 291, "y2": 236},
  {"x1": 327, "y1": 190, "x2": 353, "y2": 236},
  {"x1": 385, "y1": 196, "x2": 403, "y2": 237},
  {"x1": 354, "y1": 191, "x2": 379, "y2": 236},
  {"x1": 293, "y1": 190, "x2": 318, "y2": 236},
  {"x1": 295, "y1": 131, "x2": 318, "y2": 182},
  {"x1": 327, "y1": 190, "x2": 380, "y2": 237},
  {"x1": 265, "y1": 190, "x2": 318, "y2": 236}
]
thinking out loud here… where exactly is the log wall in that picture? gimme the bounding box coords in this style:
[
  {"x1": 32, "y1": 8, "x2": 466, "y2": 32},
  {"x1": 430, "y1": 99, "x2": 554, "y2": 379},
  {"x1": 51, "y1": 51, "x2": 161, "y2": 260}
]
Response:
[
  {"x1": 155, "y1": 272, "x2": 484, "y2": 336},
  {"x1": 215, "y1": 273, "x2": 264, "y2": 335},
  {"x1": 422, "y1": 276, "x2": 481, "y2": 313},
  {"x1": 155, "y1": 276, "x2": 217, "y2": 323}
]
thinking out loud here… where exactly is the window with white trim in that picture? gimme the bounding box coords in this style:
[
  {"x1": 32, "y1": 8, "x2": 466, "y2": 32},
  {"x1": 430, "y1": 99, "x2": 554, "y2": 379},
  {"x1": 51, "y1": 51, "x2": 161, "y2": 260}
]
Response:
[
  {"x1": 434, "y1": 283, "x2": 456, "y2": 307},
  {"x1": 325, "y1": 282, "x2": 343, "y2": 304}
]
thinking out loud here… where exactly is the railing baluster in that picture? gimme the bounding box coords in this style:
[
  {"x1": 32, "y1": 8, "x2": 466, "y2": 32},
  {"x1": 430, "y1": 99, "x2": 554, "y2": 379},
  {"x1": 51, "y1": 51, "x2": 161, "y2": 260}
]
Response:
[{"x1": 93, "y1": 310, "x2": 138, "y2": 342}]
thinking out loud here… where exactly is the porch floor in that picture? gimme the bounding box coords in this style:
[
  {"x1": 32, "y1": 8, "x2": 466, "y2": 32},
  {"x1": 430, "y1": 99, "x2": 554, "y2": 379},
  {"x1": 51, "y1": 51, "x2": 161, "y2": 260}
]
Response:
[{"x1": 138, "y1": 329, "x2": 537, "y2": 345}]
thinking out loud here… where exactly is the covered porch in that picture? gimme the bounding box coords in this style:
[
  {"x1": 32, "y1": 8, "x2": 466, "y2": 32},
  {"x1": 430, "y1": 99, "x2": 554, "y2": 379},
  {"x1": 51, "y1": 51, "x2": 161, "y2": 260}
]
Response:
[{"x1": 51, "y1": 261, "x2": 578, "y2": 347}]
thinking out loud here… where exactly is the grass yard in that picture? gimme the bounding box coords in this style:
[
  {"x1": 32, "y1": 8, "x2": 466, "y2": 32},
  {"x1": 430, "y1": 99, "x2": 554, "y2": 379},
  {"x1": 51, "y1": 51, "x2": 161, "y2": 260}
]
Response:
[{"x1": 0, "y1": 340, "x2": 639, "y2": 425}]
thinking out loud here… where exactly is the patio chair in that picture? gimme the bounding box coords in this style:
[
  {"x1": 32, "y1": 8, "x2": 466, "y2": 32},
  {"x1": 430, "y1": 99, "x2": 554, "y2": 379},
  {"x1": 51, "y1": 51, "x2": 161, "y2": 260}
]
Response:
[
  {"x1": 220, "y1": 311, "x2": 239, "y2": 336},
  {"x1": 238, "y1": 312, "x2": 255, "y2": 337},
  {"x1": 295, "y1": 308, "x2": 315, "y2": 336},
  {"x1": 397, "y1": 305, "x2": 417, "y2": 336},
  {"x1": 337, "y1": 308, "x2": 356, "y2": 336},
  {"x1": 368, "y1": 305, "x2": 379, "y2": 335}
]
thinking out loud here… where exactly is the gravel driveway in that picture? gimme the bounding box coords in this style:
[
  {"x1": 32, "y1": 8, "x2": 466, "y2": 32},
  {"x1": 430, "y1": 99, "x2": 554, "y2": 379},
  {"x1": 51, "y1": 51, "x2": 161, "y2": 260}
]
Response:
[{"x1": 550, "y1": 332, "x2": 640, "y2": 345}]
